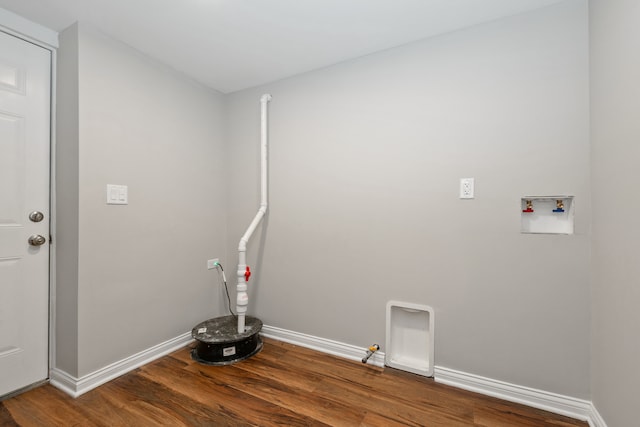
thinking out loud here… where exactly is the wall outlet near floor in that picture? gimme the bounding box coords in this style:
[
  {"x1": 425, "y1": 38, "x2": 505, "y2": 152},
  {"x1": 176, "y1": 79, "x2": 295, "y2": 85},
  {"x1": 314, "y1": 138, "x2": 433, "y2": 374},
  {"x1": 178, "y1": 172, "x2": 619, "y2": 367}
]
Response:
[
  {"x1": 207, "y1": 258, "x2": 219, "y2": 270},
  {"x1": 460, "y1": 178, "x2": 475, "y2": 199}
]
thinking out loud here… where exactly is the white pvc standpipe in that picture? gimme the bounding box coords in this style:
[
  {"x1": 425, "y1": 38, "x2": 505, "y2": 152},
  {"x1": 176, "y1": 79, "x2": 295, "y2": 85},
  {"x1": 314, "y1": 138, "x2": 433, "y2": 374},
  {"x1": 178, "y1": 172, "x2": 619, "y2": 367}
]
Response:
[{"x1": 237, "y1": 94, "x2": 272, "y2": 333}]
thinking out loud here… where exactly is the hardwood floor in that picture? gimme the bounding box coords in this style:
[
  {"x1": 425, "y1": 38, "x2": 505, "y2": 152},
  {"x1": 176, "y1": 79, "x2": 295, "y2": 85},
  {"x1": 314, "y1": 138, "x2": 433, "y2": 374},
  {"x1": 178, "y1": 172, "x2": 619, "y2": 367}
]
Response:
[{"x1": 1, "y1": 338, "x2": 587, "y2": 426}]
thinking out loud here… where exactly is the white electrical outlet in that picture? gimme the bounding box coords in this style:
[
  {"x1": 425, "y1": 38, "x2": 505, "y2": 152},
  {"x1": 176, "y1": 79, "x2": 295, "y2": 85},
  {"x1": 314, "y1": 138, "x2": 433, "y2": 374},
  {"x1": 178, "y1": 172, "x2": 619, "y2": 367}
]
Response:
[
  {"x1": 207, "y1": 258, "x2": 219, "y2": 270},
  {"x1": 460, "y1": 178, "x2": 474, "y2": 199}
]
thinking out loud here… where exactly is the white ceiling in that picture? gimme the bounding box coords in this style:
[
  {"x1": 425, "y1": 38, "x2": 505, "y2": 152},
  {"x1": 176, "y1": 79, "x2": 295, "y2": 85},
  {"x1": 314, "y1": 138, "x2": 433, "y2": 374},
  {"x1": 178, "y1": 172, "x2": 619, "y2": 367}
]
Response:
[{"x1": 0, "y1": 0, "x2": 567, "y2": 93}]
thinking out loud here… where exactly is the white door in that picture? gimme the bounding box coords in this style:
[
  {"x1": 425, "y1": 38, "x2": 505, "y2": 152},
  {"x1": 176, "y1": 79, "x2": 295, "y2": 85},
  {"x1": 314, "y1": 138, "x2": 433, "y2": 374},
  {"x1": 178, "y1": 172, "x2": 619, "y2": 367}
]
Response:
[{"x1": 0, "y1": 30, "x2": 51, "y2": 397}]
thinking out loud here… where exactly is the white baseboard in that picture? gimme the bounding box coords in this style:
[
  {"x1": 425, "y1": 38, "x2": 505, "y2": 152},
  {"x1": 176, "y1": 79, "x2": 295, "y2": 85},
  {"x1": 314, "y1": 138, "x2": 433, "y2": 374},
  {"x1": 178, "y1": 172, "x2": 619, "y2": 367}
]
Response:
[
  {"x1": 260, "y1": 325, "x2": 386, "y2": 367},
  {"x1": 47, "y1": 324, "x2": 608, "y2": 427},
  {"x1": 50, "y1": 332, "x2": 193, "y2": 398},
  {"x1": 586, "y1": 403, "x2": 608, "y2": 427},
  {"x1": 434, "y1": 366, "x2": 594, "y2": 423},
  {"x1": 262, "y1": 324, "x2": 605, "y2": 427}
]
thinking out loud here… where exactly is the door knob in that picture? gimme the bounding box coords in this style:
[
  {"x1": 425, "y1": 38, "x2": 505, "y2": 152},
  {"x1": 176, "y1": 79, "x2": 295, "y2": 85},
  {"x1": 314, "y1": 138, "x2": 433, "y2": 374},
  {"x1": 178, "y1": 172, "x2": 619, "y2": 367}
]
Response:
[
  {"x1": 29, "y1": 211, "x2": 44, "y2": 222},
  {"x1": 28, "y1": 234, "x2": 47, "y2": 246}
]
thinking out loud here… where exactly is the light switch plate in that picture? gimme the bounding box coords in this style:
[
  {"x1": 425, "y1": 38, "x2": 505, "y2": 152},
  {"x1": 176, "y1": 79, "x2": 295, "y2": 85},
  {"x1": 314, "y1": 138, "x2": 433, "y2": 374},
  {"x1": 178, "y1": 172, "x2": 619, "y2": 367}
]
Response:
[{"x1": 107, "y1": 184, "x2": 128, "y2": 205}]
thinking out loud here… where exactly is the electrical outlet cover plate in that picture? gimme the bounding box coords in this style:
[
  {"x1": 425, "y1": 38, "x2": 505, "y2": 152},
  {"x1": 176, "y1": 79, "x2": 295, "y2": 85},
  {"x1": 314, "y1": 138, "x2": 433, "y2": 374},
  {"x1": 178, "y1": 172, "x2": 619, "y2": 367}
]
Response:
[
  {"x1": 207, "y1": 258, "x2": 219, "y2": 270},
  {"x1": 460, "y1": 178, "x2": 474, "y2": 199}
]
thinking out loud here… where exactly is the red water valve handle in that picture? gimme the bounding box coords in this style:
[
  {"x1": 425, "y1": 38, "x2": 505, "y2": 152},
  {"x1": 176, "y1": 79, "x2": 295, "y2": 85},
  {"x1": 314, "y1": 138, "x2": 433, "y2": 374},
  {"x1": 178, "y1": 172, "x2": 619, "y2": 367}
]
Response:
[{"x1": 245, "y1": 266, "x2": 251, "y2": 282}]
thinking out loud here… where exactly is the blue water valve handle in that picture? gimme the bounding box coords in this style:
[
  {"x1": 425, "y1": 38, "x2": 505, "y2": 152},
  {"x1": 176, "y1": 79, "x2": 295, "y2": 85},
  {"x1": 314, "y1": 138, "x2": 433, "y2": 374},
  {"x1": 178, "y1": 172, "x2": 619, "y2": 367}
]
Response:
[{"x1": 553, "y1": 200, "x2": 565, "y2": 213}]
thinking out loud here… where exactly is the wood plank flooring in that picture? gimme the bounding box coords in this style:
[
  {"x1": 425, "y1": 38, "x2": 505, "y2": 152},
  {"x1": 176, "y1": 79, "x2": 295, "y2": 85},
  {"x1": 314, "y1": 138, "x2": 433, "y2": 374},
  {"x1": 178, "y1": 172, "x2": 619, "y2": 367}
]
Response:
[{"x1": 0, "y1": 338, "x2": 587, "y2": 426}]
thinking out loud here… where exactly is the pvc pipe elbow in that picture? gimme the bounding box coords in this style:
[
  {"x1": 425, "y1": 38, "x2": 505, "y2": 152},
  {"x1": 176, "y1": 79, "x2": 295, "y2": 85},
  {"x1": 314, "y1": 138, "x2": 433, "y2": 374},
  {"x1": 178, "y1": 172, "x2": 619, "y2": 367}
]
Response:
[{"x1": 260, "y1": 94, "x2": 272, "y2": 103}]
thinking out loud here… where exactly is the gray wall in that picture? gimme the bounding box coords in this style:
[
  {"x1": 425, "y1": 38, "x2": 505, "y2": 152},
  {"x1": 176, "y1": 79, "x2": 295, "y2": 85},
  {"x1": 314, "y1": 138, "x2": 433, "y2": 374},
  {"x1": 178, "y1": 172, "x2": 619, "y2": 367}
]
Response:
[
  {"x1": 55, "y1": 23, "x2": 80, "y2": 377},
  {"x1": 54, "y1": 0, "x2": 597, "y2": 404},
  {"x1": 226, "y1": 0, "x2": 591, "y2": 398},
  {"x1": 590, "y1": 0, "x2": 640, "y2": 425},
  {"x1": 56, "y1": 24, "x2": 228, "y2": 377}
]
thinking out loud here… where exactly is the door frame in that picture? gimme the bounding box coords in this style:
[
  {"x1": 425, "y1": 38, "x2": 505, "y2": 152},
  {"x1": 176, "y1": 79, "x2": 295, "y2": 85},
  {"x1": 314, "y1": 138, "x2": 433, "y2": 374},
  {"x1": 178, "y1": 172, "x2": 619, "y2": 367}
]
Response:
[{"x1": 0, "y1": 9, "x2": 58, "y2": 387}]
